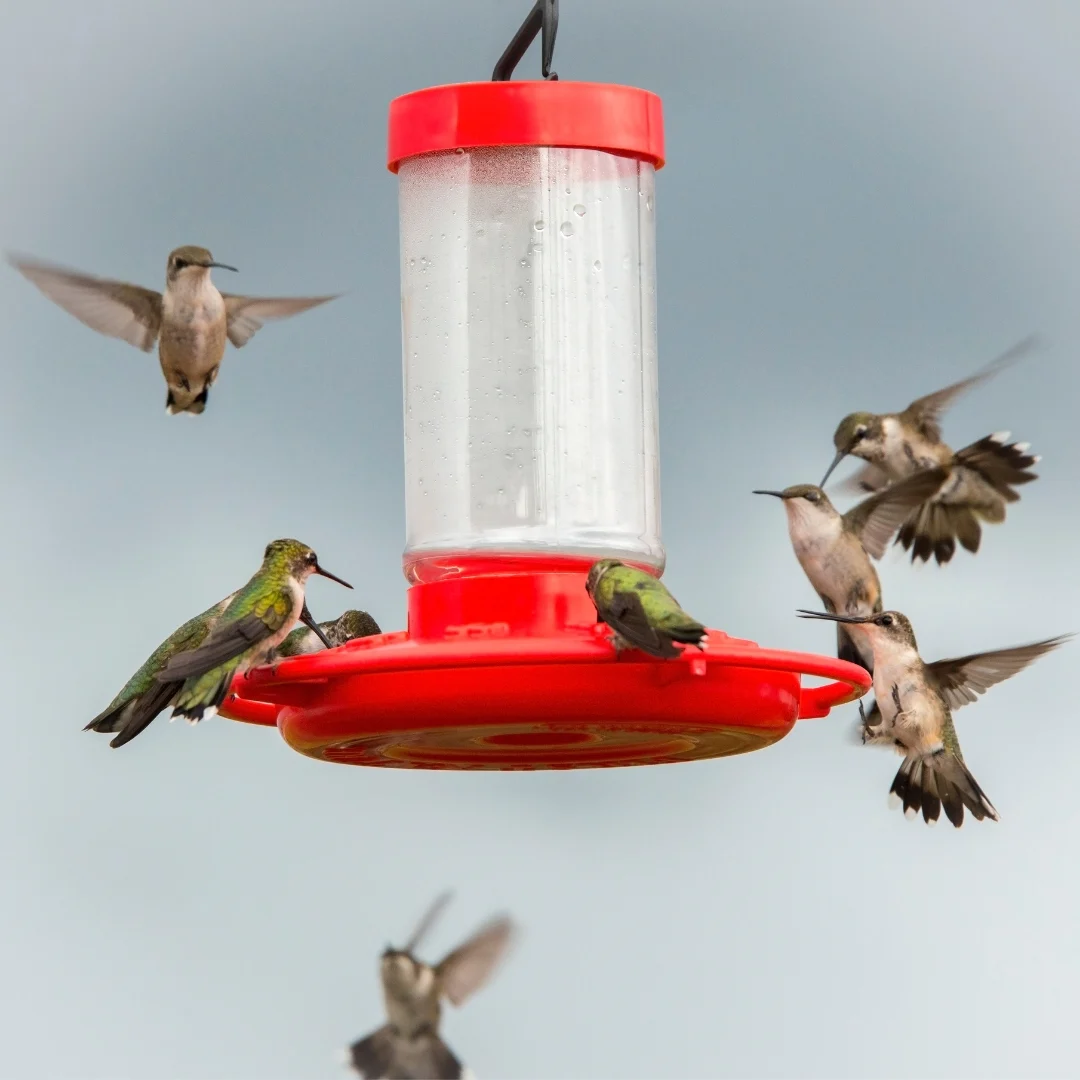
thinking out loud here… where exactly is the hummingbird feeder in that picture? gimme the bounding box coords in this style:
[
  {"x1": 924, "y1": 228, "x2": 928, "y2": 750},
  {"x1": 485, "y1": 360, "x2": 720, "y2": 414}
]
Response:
[{"x1": 220, "y1": 1, "x2": 870, "y2": 769}]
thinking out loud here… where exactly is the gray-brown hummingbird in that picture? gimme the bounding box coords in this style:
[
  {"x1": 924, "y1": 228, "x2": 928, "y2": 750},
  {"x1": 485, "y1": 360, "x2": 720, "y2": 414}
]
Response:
[
  {"x1": 7, "y1": 246, "x2": 338, "y2": 414},
  {"x1": 819, "y1": 336, "x2": 1041, "y2": 565},
  {"x1": 273, "y1": 609, "x2": 382, "y2": 659},
  {"x1": 346, "y1": 892, "x2": 516, "y2": 1080},
  {"x1": 754, "y1": 468, "x2": 948, "y2": 673},
  {"x1": 798, "y1": 608, "x2": 1070, "y2": 827}
]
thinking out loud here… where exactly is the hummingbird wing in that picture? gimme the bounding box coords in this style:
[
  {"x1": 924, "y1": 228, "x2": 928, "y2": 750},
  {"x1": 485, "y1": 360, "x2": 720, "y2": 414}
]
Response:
[
  {"x1": 898, "y1": 335, "x2": 1038, "y2": 441},
  {"x1": 928, "y1": 635, "x2": 1071, "y2": 710},
  {"x1": 221, "y1": 293, "x2": 339, "y2": 347},
  {"x1": 435, "y1": 916, "x2": 515, "y2": 1008},
  {"x1": 843, "y1": 467, "x2": 949, "y2": 559},
  {"x1": 832, "y1": 462, "x2": 891, "y2": 496},
  {"x1": 8, "y1": 255, "x2": 162, "y2": 351},
  {"x1": 601, "y1": 589, "x2": 681, "y2": 658},
  {"x1": 155, "y1": 595, "x2": 295, "y2": 683}
]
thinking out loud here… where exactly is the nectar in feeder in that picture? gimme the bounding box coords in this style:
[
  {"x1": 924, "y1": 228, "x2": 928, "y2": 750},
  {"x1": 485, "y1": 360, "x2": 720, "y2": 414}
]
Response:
[{"x1": 221, "y1": 23, "x2": 870, "y2": 768}]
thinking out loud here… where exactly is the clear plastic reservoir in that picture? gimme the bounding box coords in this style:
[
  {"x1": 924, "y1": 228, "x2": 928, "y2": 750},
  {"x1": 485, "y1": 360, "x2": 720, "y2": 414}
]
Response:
[{"x1": 398, "y1": 145, "x2": 662, "y2": 583}]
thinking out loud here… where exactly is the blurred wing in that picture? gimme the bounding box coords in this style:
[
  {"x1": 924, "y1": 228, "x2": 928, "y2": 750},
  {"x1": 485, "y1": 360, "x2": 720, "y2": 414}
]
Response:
[
  {"x1": 899, "y1": 335, "x2": 1038, "y2": 440},
  {"x1": 222, "y1": 293, "x2": 338, "y2": 347},
  {"x1": 929, "y1": 635, "x2": 1070, "y2": 710},
  {"x1": 435, "y1": 916, "x2": 515, "y2": 1008},
  {"x1": 833, "y1": 462, "x2": 891, "y2": 496},
  {"x1": 845, "y1": 468, "x2": 948, "y2": 559},
  {"x1": 9, "y1": 255, "x2": 162, "y2": 350},
  {"x1": 156, "y1": 609, "x2": 286, "y2": 682}
]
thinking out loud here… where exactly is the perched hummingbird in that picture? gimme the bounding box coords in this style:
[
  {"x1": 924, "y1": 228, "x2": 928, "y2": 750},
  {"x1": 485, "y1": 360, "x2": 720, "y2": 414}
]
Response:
[
  {"x1": 154, "y1": 539, "x2": 351, "y2": 723},
  {"x1": 273, "y1": 609, "x2": 382, "y2": 659},
  {"x1": 7, "y1": 247, "x2": 338, "y2": 414},
  {"x1": 85, "y1": 592, "x2": 331, "y2": 749},
  {"x1": 585, "y1": 559, "x2": 707, "y2": 659},
  {"x1": 754, "y1": 469, "x2": 949, "y2": 673},
  {"x1": 819, "y1": 336, "x2": 1041, "y2": 564},
  {"x1": 346, "y1": 892, "x2": 516, "y2": 1080},
  {"x1": 798, "y1": 608, "x2": 1069, "y2": 827}
]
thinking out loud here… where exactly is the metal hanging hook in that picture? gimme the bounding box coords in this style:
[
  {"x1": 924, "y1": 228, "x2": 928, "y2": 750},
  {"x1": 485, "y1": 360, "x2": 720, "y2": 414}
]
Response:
[{"x1": 492, "y1": 0, "x2": 559, "y2": 81}]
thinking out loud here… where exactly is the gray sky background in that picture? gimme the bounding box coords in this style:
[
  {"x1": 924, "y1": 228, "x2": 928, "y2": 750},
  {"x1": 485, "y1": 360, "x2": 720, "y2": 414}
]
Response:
[{"x1": 3, "y1": 2, "x2": 1080, "y2": 1077}]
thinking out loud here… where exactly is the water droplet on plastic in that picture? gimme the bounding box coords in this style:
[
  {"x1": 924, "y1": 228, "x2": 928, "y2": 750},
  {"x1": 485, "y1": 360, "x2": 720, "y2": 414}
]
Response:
[
  {"x1": 573, "y1": 204, "x2": 586, "y2": 217},
  {"x1": 519, "y1": 258, "x2": 527, "y2": 267},
  {"x1": 646, "y1": 195, "x2": 654, "y2": 211},
  {"x1": 560, "y1": 222, "x2": 573, "y2": 237},
  {"x1": 534, "y1": 219, "x2": 545, "y2": 231},
  {"x1": 593, "y1": 260, "x2": 602, "y2": 271}
]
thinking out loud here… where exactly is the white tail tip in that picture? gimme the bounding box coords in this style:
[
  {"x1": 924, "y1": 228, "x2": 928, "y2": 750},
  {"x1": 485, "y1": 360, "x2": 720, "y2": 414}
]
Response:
[
  {"x1": 888, "y1": 791, "x2": 902, "y2": 810},
  {"x1": 1032, "y1": 455, "x2": 1042, "y2": 464},
  {"x1": 1014, "y1": 441, "x2": 1031, "y2": 453},
  {"x1": 989, "y1": 430, "x2": 1011, "y2": 444}
]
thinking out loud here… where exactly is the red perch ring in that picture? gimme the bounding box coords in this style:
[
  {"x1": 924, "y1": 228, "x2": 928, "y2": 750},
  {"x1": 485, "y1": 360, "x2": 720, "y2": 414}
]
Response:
[{"x1": 220, "y1": 568, "x2": 870, "y2": 771}]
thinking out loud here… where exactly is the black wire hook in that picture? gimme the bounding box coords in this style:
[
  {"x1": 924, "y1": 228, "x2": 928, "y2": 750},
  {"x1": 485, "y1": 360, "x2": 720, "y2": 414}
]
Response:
[{"x1": 492, "y1": 0, "x2": 559, "y2": 81}]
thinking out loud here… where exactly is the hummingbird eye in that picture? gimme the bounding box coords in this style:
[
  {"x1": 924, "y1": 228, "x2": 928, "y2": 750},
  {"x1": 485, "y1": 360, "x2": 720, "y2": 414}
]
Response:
[
  {"x1": 173, "y1": 258, "x2": 188, "y2": 271},
  {"x1": 878, "y1": 614, "x2": 893, "y2": 627},
  {"x1": 306, "y1": 551, "x2": 318, "y2": 564},
  {"x1": 804, "y1": 490, "x2": 820, "y2": 503},
  {"x1": 853, "y1": 426, "x2": 867, "y2": 441}
]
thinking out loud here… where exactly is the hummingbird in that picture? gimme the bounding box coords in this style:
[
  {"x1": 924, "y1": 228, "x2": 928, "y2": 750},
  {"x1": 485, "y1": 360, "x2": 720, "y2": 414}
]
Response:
[
  {"x1": 84, "y1": 592, "x2": 332, "y2": 749},
  {"x1": 753, "y1": 469, "x2": 950, "y2": 673},
  {"x1": 273, "y1": 609, "x2": 382, "y2": 659},
  {"x1": 819, "y1": 336, "x2": 1041, "y2": 565},
  {"x1": 798, "y1": 608, "x2": 1070, "y2": 827},
  {"x1": 7, "y1": 246, "x2": 338, "y2": 414},
  {"x1": 346, "y1": 892, "x2": 516, "y2": 1080},
  {"x1": 585, "y1": 559, "x2": 707, "y2": 659},
  {"x1": 154, "y1": 539, "x2": 352, "y2": 723}
]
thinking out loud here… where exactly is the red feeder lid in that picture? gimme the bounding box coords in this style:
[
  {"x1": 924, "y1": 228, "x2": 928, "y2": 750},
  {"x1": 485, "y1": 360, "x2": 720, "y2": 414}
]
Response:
[
  {"x1": 387, "y1": 81, "x2": 665, "y2": 172},
  {"x1": 221, "y1": 569, "x2": 870, "y2": 771}
]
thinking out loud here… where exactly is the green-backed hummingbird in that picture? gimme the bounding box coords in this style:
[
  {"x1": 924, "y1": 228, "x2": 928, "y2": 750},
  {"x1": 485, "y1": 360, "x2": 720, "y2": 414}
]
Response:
[
  {"x1": 754, "y1": 469, "x2": 948, "y2": 673},
  {"x1": 798, "y1": 608, "x2": 1069, "y2": 827},
  {"x1": 819, "y1": 336, "x2": 1041, "y2": 564},
  {"x1": 585, "y1": 559, "x2": 707, "y2": 659},
  {"x1": 346, "y1": 892, "x2": 516, "y2": 1080},
  {"x1": 8, "y1": 246, "x2": 338, "y2": 415},
  {"x1": 155, "y1": 539, "x2": 351, "y2": 724}
]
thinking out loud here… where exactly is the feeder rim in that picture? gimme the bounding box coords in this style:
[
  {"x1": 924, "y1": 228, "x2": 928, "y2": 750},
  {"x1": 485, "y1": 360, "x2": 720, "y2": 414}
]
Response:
[{"x1": 387, "y1": 81, "x2": 666, "y2": 172}]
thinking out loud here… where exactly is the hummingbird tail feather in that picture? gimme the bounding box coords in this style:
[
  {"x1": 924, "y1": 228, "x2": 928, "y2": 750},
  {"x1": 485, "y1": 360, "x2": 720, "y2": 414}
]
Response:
[
  {"x1": 347, "y1": 1025, "x2": 463, "y2": 1079},
  {"x1": 894, "y1": 435, "x2": 1039, "y2": 565},
  {"x1": 86, "y1": 681, "x2": 180, "y2": 748},
  {"x1": 890, "y1": 752, "x2": 999, "y2": 828},
  {"x1": 165, "y1": 385, "x2": 209, "y2": 416},
  {"x1": 667, "y1": 623, "x2": 708, "y2": 650},
  {"x1": 170, "y1": 667, "x2": 236, "y2": 723}
]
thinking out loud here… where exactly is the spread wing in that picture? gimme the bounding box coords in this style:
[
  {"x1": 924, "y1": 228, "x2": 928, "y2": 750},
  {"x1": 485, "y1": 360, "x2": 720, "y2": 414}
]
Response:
[
  {"x1": 844, "y1": 467, "x2": 948, "y2": 559},
  {"x1": 222, "y1": 293, "x2": 339, "y2": 347},
  {"x1": 155, "y1": 592, "x2": 295, "y2": 683},
  {"x1": 929, "y1": 635, "x2": 1070, "y2": 710},
  {"x1": 8, "y1": 254, "x2": 162, "y2": 351},
  {"x1": 833, "y1": 462, "x2": 891, "y2": 495},
  {"x1": 435, "y1": 916, "x2": 515, "y2": 1008},
  {"x1": 899, "y1": 335, "x2": 1038, "y2": 441}
]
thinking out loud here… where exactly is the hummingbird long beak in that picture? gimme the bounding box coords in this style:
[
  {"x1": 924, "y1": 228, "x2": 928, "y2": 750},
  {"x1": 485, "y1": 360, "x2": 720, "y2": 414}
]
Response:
[
  {"x1": 752, "y1": 489, "x2": 786, "y2": 499},
  {"x1": 404, "y1": 891, "x2": 453, "y2": 953},
  {"x1": 204, "y1": 261, "x2": 238, "y2": 272},
  {"x1": 299, "y1": 603, "x2": 333, "y2": 650},
  {"x1": 796, "y1": 609, "x2": 874, "y2": 625},
  {"x1": 819, "y1": 449, "x2": 847, "y2": 488},
  {"x1": 313, "y1": 564, "x2": 353, "y2": 589}
]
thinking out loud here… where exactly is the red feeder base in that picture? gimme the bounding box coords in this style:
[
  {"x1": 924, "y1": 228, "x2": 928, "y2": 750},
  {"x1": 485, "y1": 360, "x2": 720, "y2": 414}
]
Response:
[{"x1": 220, "y1": 564, "x2": 870, "y2": 771}]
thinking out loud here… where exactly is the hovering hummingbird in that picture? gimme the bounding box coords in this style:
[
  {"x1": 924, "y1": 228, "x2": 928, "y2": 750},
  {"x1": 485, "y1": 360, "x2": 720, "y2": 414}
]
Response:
[
  {"x1": 273, "y1": 609, "x2": 382, "y2": 659},
  {"x1": 154, "y1": 539, "x2": 352, "y2": 724},
  {"x1": 85, "y1": 592, "x2": 331, "y2": 749},
  {"x1": 819, "y1": 336, "x2": 1041, "y2": 564},
  {"x1": 585, "y1": 559, "x2": 707, "y2": 659},
  {"x1": 754, "y1": 469, "x2": 949, "y2": 673},
  {"x1": 346, "y1": 892, "x2": 516, "y2": 1080},
  {"x1": 798, "y1": 608, "x2": 1069, "y2": 827},
  {"x1": 7, "y1": 246, "x2": 338, "y2": 414}
]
